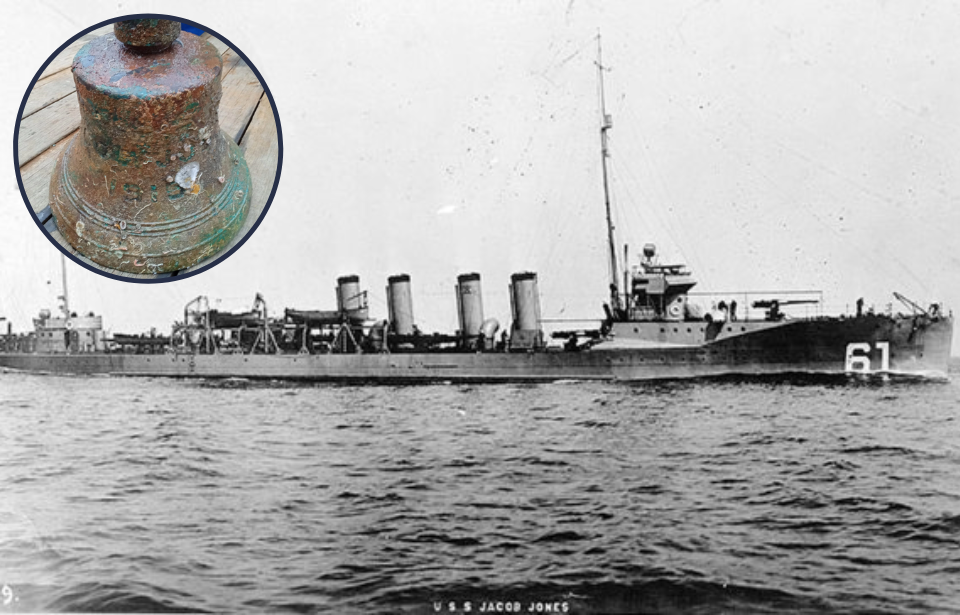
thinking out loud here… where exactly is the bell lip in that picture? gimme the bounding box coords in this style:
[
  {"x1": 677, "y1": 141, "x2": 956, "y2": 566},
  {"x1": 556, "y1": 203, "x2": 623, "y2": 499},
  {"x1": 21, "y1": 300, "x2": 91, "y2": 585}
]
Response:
[
  {"x1": 14, "y1": 12, "x2": 284, "y2": 284},
  {"x1": 50, "y1": 132, "x2": 253, "y2": 274}
]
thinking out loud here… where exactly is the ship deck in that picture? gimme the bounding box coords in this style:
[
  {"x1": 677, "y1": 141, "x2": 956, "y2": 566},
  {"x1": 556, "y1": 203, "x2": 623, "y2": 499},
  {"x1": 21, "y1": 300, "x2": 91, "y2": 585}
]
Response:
[{"x1": 16, "y1": 25, "x2": 279, "y2": 279}]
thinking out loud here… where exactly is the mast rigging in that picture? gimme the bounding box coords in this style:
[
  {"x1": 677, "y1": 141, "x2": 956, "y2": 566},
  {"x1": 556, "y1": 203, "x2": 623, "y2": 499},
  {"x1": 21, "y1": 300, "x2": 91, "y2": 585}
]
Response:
[{"x1": 596, "y1": 34, "x2": 621, "y2": 313}]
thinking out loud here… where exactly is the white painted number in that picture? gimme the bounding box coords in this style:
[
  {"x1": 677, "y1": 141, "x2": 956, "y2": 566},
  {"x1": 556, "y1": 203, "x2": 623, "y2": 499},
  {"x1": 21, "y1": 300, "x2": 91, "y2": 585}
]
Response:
[
  {"x1": 845, "y1": 341, "x2": 890, "y2": 373},
  {"x1": 876, "y1": 341, "x2": 890, "y2": 372}
]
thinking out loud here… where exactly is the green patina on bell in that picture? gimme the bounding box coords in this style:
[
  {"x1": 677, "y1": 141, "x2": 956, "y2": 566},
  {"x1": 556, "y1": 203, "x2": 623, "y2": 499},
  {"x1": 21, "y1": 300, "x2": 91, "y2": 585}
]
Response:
[{"x1": 50, "y1": 19, "x2": 251, "y2": 274}]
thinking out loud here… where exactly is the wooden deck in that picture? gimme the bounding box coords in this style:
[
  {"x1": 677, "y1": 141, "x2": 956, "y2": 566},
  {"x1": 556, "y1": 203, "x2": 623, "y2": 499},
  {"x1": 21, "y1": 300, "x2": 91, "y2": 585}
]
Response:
[{"x1": 17, "y1": 26, "x2": 279, "y2": 280}]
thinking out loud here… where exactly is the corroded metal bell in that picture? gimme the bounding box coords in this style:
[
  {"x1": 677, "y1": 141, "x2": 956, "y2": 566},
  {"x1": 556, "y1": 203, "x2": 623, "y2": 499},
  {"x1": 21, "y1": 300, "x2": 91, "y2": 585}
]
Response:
[{"x1": 50, "y1": 19, "x2": 251, "y2": 274}]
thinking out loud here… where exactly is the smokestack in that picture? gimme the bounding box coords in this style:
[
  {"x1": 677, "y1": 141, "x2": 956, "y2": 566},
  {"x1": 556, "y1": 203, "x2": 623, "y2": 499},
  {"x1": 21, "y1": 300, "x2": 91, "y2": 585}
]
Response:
[
  {"x1": 336, "y1": 275, "x2": 367, "y2": 318},
  {"x1": 509, "y1": 271, "x2": 544, "y2": 350},
  {"x1": 386, "y1": 274, "x2": 415, "y2": 336},
  {"x1": 456, "y1": 273, "x2": 484, "y2": 344}
]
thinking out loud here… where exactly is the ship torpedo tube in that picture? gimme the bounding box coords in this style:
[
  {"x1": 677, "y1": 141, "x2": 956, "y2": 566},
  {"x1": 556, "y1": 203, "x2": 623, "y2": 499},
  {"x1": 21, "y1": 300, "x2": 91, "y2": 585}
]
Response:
[
  {"x1": 386, "y1": 274, "x2": 415, "y2": 336},
  {"x1": 456, "y1": 273, "x2": 485, "y2": 348},
  {"x1": 509, "y1": 272, "x2": 545, "y2": 351}
]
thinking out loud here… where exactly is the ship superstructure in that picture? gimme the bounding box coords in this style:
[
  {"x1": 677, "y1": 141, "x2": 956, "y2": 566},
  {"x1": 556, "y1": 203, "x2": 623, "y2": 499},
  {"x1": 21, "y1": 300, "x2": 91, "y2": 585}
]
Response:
[
  {"x1": 0, "y1": 257, "x2": 951, "y2": 382},
  {"x1": 0, "y1": 37, "x2": 952, "y2": 381}
]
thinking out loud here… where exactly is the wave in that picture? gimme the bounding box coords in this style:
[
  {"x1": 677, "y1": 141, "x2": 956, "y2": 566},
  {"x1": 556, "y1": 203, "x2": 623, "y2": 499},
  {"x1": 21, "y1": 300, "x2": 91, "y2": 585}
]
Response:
[
  {"x1": 839, "y1": 444, "x2": 931, "y2": 459},
  {"x1": 875, "y1": 513, "x2": 960, "y2": 546},
  {"x1": 39, "y1": 581, "x2": 204, "y2": 613}
]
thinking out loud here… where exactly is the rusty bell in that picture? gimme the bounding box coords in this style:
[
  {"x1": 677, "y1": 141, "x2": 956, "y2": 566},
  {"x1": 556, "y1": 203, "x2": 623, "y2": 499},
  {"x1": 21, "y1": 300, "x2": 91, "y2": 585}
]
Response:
[{"x1": 49, "y1": 19, "x2": 252, "y2": 274}]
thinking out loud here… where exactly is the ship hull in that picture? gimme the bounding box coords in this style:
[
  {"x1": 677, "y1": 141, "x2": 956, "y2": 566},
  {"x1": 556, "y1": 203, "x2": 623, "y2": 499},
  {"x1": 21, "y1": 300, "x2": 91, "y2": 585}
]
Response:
[{"x1": 0, "y1": 315, "x2": 951, "y2": 383}]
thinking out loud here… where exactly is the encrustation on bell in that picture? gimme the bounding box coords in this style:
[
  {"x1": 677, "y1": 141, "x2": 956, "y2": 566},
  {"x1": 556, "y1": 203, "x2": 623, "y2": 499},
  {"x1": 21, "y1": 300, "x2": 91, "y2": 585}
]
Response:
[{"x1": 49, "y1": 19, "x2": 252, "y2": 274}]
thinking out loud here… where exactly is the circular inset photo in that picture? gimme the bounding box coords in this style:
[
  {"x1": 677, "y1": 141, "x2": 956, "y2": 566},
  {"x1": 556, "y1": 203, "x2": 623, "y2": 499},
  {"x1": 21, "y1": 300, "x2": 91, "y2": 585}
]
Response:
[{"x1": 14, "y1": 15, "x2": 281, "y2": 282}]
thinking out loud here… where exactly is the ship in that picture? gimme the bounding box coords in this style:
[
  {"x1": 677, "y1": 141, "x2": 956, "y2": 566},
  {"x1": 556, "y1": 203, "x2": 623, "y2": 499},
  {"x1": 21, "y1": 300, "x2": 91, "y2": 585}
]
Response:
[{"x1": 0, "y1": 38, "x2": 953, "y2": 382}]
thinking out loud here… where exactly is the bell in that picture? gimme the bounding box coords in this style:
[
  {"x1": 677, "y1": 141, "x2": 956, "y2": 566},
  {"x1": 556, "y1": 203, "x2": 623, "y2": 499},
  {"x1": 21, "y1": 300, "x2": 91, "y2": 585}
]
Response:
[{"x1": 49, "y1": 19, "x2": 251, "y2": 274}]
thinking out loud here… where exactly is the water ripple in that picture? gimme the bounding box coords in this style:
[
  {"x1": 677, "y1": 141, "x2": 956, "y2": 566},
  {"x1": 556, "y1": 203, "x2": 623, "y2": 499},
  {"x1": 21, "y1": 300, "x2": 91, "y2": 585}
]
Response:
[{"x1": 0, "y1": 372, "x2": 959, "y2": 612}]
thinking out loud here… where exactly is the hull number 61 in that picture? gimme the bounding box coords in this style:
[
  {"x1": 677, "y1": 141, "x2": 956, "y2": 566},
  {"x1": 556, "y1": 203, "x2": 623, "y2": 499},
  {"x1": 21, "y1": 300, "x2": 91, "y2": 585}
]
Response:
[{"x1": 845, "y1": 341, "x2": 890, "y2": 373}]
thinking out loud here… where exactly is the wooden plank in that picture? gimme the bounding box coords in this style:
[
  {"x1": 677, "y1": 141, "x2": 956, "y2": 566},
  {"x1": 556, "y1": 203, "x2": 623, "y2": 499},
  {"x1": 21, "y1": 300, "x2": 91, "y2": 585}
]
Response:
[
  {"x1": 204, "y1": 34, "x2": 230, "y2": 57},
  {"x1": 239, "y1": 95, "x2": 279, "y2": 222},
  {"x1": 20, "y1": 130, "x2": 75, "y2": 214},
  {"x1": 38, "y1": 25, "x2": 113, "y2": 80},
  {"x1": 22, "y1": 69, "x2": 77, "y2": 118},
  {"x1": 220, "y1": 48, "x2": 244, "y2": 79},
  {"x1": 182, "y1": 93, "x2": 278, "y2": 274},
  {"x1": 17, "y1": 96, "x2": 80, "y2": 166},
  {"x1": 218, "y1": 59, "x2": 264, "y2": 142}
]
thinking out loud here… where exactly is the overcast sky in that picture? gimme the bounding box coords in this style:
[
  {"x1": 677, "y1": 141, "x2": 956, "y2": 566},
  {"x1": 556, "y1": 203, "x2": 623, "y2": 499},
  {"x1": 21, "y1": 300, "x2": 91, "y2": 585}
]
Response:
[{"x1": 3, "y1": 1, "x2": 959, "y2": 343}]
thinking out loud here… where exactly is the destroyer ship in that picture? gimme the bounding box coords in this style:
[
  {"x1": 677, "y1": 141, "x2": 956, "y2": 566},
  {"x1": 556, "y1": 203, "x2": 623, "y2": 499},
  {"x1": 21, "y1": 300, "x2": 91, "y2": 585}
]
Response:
[{"x1": 0, "y1": 40, "x2": 953, "y2": 382}]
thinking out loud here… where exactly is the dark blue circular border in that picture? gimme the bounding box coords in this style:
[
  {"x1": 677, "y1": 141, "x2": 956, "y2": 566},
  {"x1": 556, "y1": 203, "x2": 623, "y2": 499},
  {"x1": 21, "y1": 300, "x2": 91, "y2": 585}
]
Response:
[{"x1": 13, "y1": 13, "x2": 283, "y2": 284}]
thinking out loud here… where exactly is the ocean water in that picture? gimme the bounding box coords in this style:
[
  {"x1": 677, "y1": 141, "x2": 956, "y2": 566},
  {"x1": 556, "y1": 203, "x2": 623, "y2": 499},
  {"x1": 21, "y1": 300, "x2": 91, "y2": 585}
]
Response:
[{"x1": 1, "y1": 368, "x2": 959, "y2": 614}]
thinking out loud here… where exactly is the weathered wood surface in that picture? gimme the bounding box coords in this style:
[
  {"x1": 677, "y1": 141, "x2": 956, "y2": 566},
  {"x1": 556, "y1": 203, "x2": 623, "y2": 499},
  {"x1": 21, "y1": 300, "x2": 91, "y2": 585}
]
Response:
[
  {"x1": 22, "y1": 70, "x2": 78, "y2": 118},
  {"x1": 184, "y1": 95, "x2": 278, "y2": 273},
  {"x1": 17, "y1": 30, "x2": 278, "y2": 280},
  {"x1": 18, "y1": 96, "x2": 81, "y2": 166},
  {"x1": 21, "y1": 133, "x2": 71, "y2": 215},
  {"x1": 219, "y1": 57, "x2": 265, "y2": 143},
  {"x1": 38, "y1": 25, "x2": 114, "y2": 80},
  {"x1": 23, "y1": 26, "x2": 114, "y2": 117}
]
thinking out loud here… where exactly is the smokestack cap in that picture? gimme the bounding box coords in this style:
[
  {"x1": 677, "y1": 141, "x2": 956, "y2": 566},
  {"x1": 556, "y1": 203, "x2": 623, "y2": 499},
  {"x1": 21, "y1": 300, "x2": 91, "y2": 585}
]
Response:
[{"x1": 510, "y1": 271, "x2": 538, "y2": 282}]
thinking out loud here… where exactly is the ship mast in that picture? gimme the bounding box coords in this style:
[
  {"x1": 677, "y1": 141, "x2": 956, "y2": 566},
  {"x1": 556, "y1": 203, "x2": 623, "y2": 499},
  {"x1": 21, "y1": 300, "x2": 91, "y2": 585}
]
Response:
[
  {"x1": 596, "y1": 34, "x2": 621, "y2": 313},
  {"x1": 59, "y1": 253, "x2": 70, "y2": 319}
]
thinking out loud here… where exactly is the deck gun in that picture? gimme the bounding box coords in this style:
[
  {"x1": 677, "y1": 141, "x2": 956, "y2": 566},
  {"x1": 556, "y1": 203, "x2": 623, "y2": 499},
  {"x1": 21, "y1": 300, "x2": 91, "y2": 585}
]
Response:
[{"x1": 751, "y1": 298, "x2": 819, "y2": 321}]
